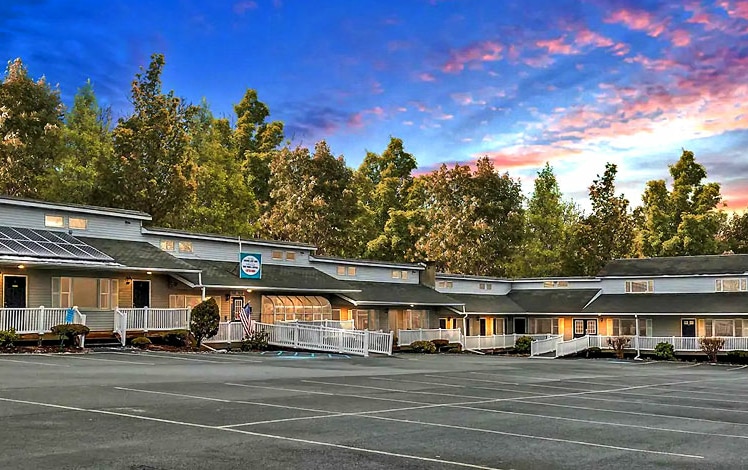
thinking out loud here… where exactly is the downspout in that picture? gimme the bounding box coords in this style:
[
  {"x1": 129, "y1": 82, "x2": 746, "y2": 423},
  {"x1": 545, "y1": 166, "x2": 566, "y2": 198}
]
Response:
[
  {"x1": 199, "y1": 272, "x2": 206, "y2": 301},
  {"x1": 634, "y1": 313, "x2": 641, "y2": 360}
]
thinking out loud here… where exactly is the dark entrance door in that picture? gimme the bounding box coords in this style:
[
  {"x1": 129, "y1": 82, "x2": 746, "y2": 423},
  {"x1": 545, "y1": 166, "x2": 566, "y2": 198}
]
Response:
[
  {"x1": 3, "y1": 276, "x2": 26, "y2": 308},
  {"x1": 682, "y1": 319, "x2": 696, "y2": 337},
  {"x1": 514, "y1": 317, "x2": 527, "y2": 335},
  {"x1": 573, "y1": 319, "x2": 597, "y2": 338},
  {"x1": 479, "y1": 318, "x2": 487, "y2": 336},
  {"x1": 132, "y1": 281, "x2": 150, "y2": 308}
]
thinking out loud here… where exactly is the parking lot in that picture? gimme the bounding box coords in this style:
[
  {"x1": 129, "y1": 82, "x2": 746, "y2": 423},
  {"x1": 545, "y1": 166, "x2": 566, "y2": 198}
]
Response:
[{"x1": 1, "y1": 351, "x2": 747, "y2": 469}]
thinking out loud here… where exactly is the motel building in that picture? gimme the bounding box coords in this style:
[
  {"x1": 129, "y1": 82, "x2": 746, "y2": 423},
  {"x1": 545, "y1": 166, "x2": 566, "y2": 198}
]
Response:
[{"x1": 2, "y1": 194, "x2": 748, "y2": 356}]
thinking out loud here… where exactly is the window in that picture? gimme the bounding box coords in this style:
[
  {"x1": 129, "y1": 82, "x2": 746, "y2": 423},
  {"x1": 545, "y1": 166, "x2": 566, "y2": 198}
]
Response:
[
  {"x1": 68, "y1": 217, "x2": 87, "y2": 230},
  {"x1": 347, "y1": 266, "x2": 356, "y2": 276},
  {"x1": 178, "y1": 241, "x2": 193, "y2": 253},
  {"x1": 612, "y1": 318, "x2": 637, "y2": 336},
  {"x1": 52, "y1": 277, "x2": 118, "y2": 309},
  {"x1": 404, "y1": 309, "x2": 427, "y2": 329},
  {"x1": 355, "y1": 310, "x2": 370, "y2": 330},
  {"x1": 439, "y1": 317, "x2": 456, "y2": 329},
  {"x1": 479, "y1": 283, "x2": 492, "y2": 290},
  {"x1": 402, "y1": 271, "x2": 409, "y2": 280},
  {"x1": 531, "y1": 318, "x2": 559, "y2": 335},
  {"x1": 625, "y1": 280, "x2": 654, "y2": 293},
  {"x1": 714, "y1": 319, "x2": 734, "y2": 337},
  {"x1": 640, "y1": 318, "x2": 652, "y2": 337},
  {"x1": 272, "y1": 250, "x2": 282, "y2": 260},
  {"x1": 260, "y1": 295, "x2": 332, "y2": 323},
  {"x1": 716, "y1": 278, "x2": 747, "y2": 292},
  {"x1": 337, "y1": 266, "x2": 346, "y2": 276},
  {"x1": 99, "y1": 278, "x2": 110, "y2": 310},
  {"x1": 169, "y1": 294, "x2": 203, "y2": 309},
  {"x1": 45, "y1": 215, "x2": 65, "y2": 228},
  {"x1": 543, "y1": 280, "x2": 569, "y2": 288},
  {"x1": 493, "y1": 317, "x2": 505, "y2": 335},
  {"x1": 160, "y1": 240, "x2": 175, "y2": 251},
  {"x1": 392, "y1": 270, "x2": 402, "y2": 279},
  {"x1": 285, "y1": 252, "x2": 296, "y2": 261},
  {"x1": 437, "y1": 280, "x2": 446, "y2": 288}
]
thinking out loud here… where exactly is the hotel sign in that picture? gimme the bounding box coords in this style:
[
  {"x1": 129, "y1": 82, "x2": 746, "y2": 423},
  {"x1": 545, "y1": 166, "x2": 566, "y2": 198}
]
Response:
[{"x1": 239, "y1": 253, "x2": 262, "y2": 279}]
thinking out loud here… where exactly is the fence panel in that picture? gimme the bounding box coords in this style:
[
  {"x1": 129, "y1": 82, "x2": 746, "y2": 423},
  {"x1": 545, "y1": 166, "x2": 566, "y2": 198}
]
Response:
[
  {"x1": 368, "y1": 331, "x2": 394, "y2": 355},
  {"x1": 531, "y1": 335, "x2": 563, "y2": 356}
]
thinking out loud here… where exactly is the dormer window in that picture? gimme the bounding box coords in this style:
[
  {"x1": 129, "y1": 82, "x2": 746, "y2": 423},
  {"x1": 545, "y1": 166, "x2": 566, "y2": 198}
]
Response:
[
  {"x1": 347, "y1": 266, "x2": 356, "y2": 276},
  {"x1": 437, "y1": 280, "x2": 453, "y2": 289},
  {"x1": 625, "y1": 280, "x2": 654, "y2": 293},
  {"x1": 479, "y1": 283, "x2": 492, "y2": 290},
  {"x1": 178, "y1": 241, "x2": 193, "y2": 253},
  {"x1": 285, "y1": 252, "x2": 296, "y2": 261},
  {"x1": 271, "y1": 250, "x2": 282, "y2": 260},
  {"x1": 160, "y1": 240, "x2": 175, "y2": 251},
  {"x1": 392, "y1": 270, "x2": 409, "y2": 279},
  {"x1": 69, "y1": 217, "x2": 87, "y2": 230},
  {"x1": 716, "y1": 278, "x2": 747, "y2": 292},
  {"x1": 337, "y1": 266, "x2": 346, "y2": 276},
  {"x1": 45, "y1": 215, "x2": 65, "y2": 228},
  {"x1": 543, "y1": 280, "x2": 569, "y2": 288}
]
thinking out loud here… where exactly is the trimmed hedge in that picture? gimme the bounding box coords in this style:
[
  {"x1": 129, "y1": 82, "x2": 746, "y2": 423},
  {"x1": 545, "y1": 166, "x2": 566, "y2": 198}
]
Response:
[
  {"x1": 654, "y1": 342, "x2": 675, "y2": 360},
  {"x1": 0, "y1": 328, "x2": 19, "y2": 348},
  {"x1": 132, "y1": 336, "x2": 152, "y2": 349},
  {"x1": 514, "y1": 335, "x2": 533, "y2": 354},
  {"x1": 50, "y1": 323, "x2": 90, "y2": 348},
  {"x1": 410, "y1": 340, "x2": 437, "y2": 354}
]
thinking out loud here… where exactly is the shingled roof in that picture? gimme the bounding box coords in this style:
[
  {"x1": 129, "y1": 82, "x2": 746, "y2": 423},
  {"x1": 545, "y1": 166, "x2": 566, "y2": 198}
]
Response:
[
  {"x1": 507, "y1": 289, "x2": 600, "y2": 313},
  {"x1": 583, "y1": 293, "x2": 748, "y2": 314},
  {"x1": 78, "y1": 237, "x2": 199, "y2": 272},
  {"x1": 445, "y1": 293, "x2": 524, "y2": 313},
  {"x1": 598, "y1": 254, "x2": 748, "y2": 277},
  {"x1": 338, "y1": 281, "x2": 463, "y2": 306}
]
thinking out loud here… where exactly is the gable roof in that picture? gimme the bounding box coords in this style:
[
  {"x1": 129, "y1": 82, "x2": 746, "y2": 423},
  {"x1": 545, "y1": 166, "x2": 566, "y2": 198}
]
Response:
[
  {"x1": 445, "y1": 293, "x2": 524, "y2": 314},
  {"x1": 598, "y1": 254, "x2": 748, "y2": 277},
  {"x1": 583, "y1": 293, "x2": 748, "y2": 314},
  {"x1": 337, "y1": 281, "x2": 463, "y2": 307},
  {"x1": 0, "y1": 195, "x2": 151, "y2": 220},
  {"x1": 185, "y1": 259, "x2": 358, "y2": 292},
  {"x1": 78, "y1": 237, "x2": 200, "y2": 272},
  {"x1": 507, "y1": 289, "x2": 600, "y2": 313}
]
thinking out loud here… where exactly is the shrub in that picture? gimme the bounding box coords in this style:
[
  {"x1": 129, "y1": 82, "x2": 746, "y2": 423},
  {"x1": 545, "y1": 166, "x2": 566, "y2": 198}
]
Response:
[
  {"x1": 163, "y1": 329, "x2": 191, "y2": 347},
  {"x1": 410, "y1": 340, "x2": 437, "y2": 353},
  {"x1": 0, "y1": 328, "x2": 19, "y2": 348},
  {"x1": 654, "y1": 342, "x2": 675, "y2": 360},
  {"x1": 431, "y1": 339, "x2": 449, "y2": 348},
  {"x1": 132, "y1": 336, "x2": 152, "y2": 349},
  {"x1": 514, "y1": 336, "x2": 533, "y2": 354},
  {"x1": 607, "y1": 336, "x2": 631, "y2": 359},
  {"x1": 699, "y1": 337, "x2": 725, "y2": 363},
  {"x1": 585, "y1": 346, "x2": 602, "y2": 358},
  {"x1": 726, "y1": 351, "x2": 748, "y2": 365},
  {"x1": 50, "y1": 323, "x2": 90, "y2": 348},
  {"x1": 190, "y1": 298, "x2": 220, "y2": 347},
  {"x1": 240, "y1": 330, "x2": 269, "y2": 351}
]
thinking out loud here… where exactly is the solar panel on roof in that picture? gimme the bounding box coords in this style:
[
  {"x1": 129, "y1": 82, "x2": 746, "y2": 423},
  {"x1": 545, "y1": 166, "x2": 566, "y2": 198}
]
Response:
[{"x1": 0, "y1": 227, "x2": 114, "y2": 262}]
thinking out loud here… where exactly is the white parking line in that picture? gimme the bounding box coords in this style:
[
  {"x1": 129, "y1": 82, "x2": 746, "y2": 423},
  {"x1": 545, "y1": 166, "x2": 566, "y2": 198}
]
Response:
[
  {"x1": 139, "y1": 353, "x2": 260, "y2": 364},
  {"x1": 38, "y1": 354, "x2": 155, "y2": 366},
  {"x1": 0, "y1": 395, "x2": 503, "y2": 470},
  {"x1": 0, "y1": 358, "x2": 69, "y2": 367}
]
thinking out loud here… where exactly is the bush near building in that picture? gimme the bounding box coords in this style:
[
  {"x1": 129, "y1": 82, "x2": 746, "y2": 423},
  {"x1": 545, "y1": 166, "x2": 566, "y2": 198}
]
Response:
[{"x1": 190, "y1": 298, "x2": 220, "y2": 347}]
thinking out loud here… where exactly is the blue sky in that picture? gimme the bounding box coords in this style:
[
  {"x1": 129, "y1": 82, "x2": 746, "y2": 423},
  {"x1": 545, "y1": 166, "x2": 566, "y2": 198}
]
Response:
[{"x1": 3, "y1": 0, "x2": 748, "y2": 210}]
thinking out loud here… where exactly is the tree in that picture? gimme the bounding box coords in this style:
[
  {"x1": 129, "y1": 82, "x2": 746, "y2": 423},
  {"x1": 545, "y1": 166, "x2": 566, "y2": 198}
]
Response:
[
  {"x1": 720, "y1": 211, "x2": 748, "y2": 254},
  {"x1": 699, "y1": 337, "x2": 724, "y2": 363},
  {"x1": 41, "y1": 80, "x2": 113, "y2": 204},
  {"x1": 566, "y1": 163, "x2": 635, "y2": 275},
  {"x1": 261, "y1": 141, "x2": 359, "y2": 255},
  {"x1": 510, "y1": 163, "x2": 577, "y2": 277},
  {"x1": 233, "y1": 89, "x2": 284, "y2": 209},
  {"x1": 103, "y1": 54, "x2": 197, "y2": 225},
  {"x1": 354, "y1": 137, "x2": 418, "y2": 260},
  {"x1": 176, "y1": 101, "x2": 259, "y2": 236},
  {"x1": 190, "y1": 297, "x2": 220, "y2": 347},
  {"x1": 0, "y1": 58, "x2": 65, "y2": 197},
  {"x1": 636, "y1": 150, "x2": 724, "y2": 257},
  {"x1": 416, "y1": 158, "x2": 524, "y2": 276}
]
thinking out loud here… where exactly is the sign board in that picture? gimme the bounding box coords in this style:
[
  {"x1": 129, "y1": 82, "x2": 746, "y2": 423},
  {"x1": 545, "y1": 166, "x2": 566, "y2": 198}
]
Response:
[{"x1": 239, "y1": 253, "x2": 262, "y2": 279}]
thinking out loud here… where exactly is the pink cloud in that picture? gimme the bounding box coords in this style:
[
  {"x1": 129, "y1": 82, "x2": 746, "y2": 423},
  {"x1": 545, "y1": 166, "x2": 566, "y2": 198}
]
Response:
[
  {"x1": 442, "y1": 41, "x2": 503, "y2": 73},
  {"x1": 671, "y1": 29, "x2": 692, "y2": 47},
  {"x1": 418, "y1": 72, "x2": 437, "y2": 82},
  {"x1": 720, "y1": 0, "x2": 748, "y2": 20},
  {"x1": 606, "y1": 8, "x2": 667, "y2": 37},
  {"x1": 347, "y1": 106, "x2": 386, "y2": 129},
  {"x1": 475, "y1": 145, "x2": 583, "y2": 170},
  {"x1": 536, "y1": 37, "x2": 577, "y2": 55},
  {"x1": 574, "y1": 29, "x2": 615, "y2": 48}
]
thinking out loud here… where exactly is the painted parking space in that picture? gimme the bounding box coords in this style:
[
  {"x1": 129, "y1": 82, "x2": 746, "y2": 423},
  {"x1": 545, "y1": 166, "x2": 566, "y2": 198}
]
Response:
[{"x1": 259, "y1": 351, "x2": 351, "y2": 359}]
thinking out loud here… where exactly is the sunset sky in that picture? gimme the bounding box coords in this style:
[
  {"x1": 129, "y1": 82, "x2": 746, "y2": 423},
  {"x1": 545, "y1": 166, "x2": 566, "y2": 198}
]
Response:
[{"x1": 2, "y1": 0, "x2": 747, "y2": 210}]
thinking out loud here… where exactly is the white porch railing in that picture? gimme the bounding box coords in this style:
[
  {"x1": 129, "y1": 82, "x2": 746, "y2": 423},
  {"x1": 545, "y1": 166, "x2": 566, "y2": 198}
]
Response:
[
  {"x1": 285, "y1": 320, "x2": 355, "y2": 330},
  {"x1": 530, "y1": 335, "x2": 563, "y2": 356},
  {"x1": 0, "y1": 306, "x2": 86, "y2": 335},
  {"x1": 398, "y1": 328, "x2": 463, "y2": 345},
  {"x1": 114, "y1": 308, "x2": 127, "y2": 346},
  {"x1": 119, "y1": 307, "x2": 191, "y2": 331},
  {"x1": 556, "y1": 335, "x2": 592, "y2": 357},
  {"x1": 368, "y1": 331, "x2": 394, "y2": 355},
  {"x1": 204, "y1": 321, "x2": 246, "y2": 344}
]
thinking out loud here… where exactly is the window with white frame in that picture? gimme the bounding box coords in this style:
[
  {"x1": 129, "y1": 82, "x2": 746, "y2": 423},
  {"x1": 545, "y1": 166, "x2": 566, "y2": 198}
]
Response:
[
  {"x1": 169, "y1": 294, "x2": 203, "y2": 309},
  {"x1": 612, "y1": 318, "x2": 637, "y2": 336},
  {"x1": 640, "y1": 318, "x2": 652, "y2": 336},
  {"x1": 160, "y1": 240, "x2": 175, "y2": 251},
  {"x1": 404, "y1": 309, "x2": 427, "y2": 329},
  {"x1": 69, "y1": 217, "x2": 87, "y2": 230},
  {"x1": 715, "y1": 278, "x2": 747, "y2": 292},
  {"x1": 493, "y1": 317, "x2": 505, "y2": 334},
  {"x1": 531, "y1": 318, "x2": 559, "y2": 335},
  {"x1": 271, "y1": 250, "x2": 282, "y2": 260},
  {"x1": 52, "y1": 277, "x2": 118, "y2": 309},
  {"x1": 337, "y1": 266, "x2": 346, "y2": 275},
  {"x1": 178, "y1": 241, "x2": 193, "y2": 253},
  {"x1": 392, "y1": 270, "x2": 401, "y2": 279},
  {"x1": 347, "y1": 266, "x2": 356, "y2": 276},
  {"x1": 45, "y1": 215, "x2": 65, "y2": 228},
  {"x1": 625, "y1": 280, "x2": 654, "y2": 293},
  {"x1": 714, "y1": 319, "x2": 734, "y2": 336},
  {"x1": 285, "y1": 251, "x2": 296, "y2": 261},
  {"x1": 437, "y1": 280, "x2": 446, "y2": 288},
  {"x1": 479, "y1": 282, "x2": 493, "y2": 290}
]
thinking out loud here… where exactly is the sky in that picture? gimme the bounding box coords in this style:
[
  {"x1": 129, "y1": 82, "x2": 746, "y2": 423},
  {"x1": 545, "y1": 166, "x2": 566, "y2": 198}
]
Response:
[{"x1": 2, "y1": 0, "x2": 748, "y2": 211}]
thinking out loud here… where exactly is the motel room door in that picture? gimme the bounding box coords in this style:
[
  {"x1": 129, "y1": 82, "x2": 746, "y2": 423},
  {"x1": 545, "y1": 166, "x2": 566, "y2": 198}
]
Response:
[
  {"x1": 3, "y1": 276, "x2": 26, "y2": 308},
  {"x1": 682, "y1": 319, "x2": 696, "y2": 337},
  {"x1": 573, "y1": 319, "x2": 597, "y2": 338},
  {"x1": 132, "y1": 281, "x2": 151, "y2": 308}
]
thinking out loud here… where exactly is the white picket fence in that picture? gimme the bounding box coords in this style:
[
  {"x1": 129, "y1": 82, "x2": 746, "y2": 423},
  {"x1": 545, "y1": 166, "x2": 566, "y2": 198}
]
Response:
[
  {"x1": 530, "y1": 335, "x2": 564, "y2": 356},
  {"x1": 553, "y1": 335, "x2": 748, "y2": 358},
  {"x1": 118, "y1": 307, "x2": 191, "y2": 331},
  {"x1": 0, "y1": 306, "x2": 87, "y2": 335},
  {"x1": 283, "y1": 320, "x2": 355, "y2": 330},
  {"x1": 398, "y1": 328, "x2": 463, "y2": 345},
  {"x1": 203, "y1": 321, "x2": 394, "y2": 357}
]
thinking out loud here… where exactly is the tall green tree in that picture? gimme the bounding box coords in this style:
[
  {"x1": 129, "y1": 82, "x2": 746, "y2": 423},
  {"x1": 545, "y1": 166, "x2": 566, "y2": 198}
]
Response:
[
  {"x1": 510, "y1": 163, "x2": 577, "y2": 277},
  {"x1": 41, "y1": 80, "x2": 113, "y2": 204},
  {"x1": 233, "y1": 89, "x2": 284, "y2": 209},
  {"x1": 261, "y1": 141, "x2": 358, "y2": 255},
  {"x1": 566, "y1": 163, "x2": 635, "y2": 275},
  {"x1": 0, "y1": 58, "x2": 64, "y2": 197},
  {"x1": 416, "y1": 157, "x2": 524, "y2": 276},
  {"x1": 354, "y1": 137, "x2": 418, "y2": 260},
  {"x1": 636, "y1": 150, "x2": 724, "y2": 256},
  {"x1": 103, "y1": 54, "x2": 197, "y2": 225},
  {"x1": 176, "y1": 101, "x2": 259, "y2": 236},
  {"x1": 720, "y1": 211, "x2": 748, "y2": 254}
]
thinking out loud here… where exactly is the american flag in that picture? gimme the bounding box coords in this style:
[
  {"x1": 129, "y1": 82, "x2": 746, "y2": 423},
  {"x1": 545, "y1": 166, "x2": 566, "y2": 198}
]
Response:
[{"x1": 238, "y1": 307, "x2": 254, "y2": 337}]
